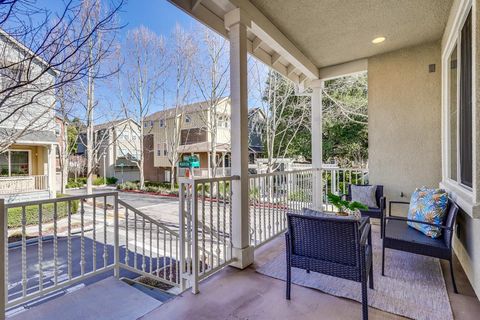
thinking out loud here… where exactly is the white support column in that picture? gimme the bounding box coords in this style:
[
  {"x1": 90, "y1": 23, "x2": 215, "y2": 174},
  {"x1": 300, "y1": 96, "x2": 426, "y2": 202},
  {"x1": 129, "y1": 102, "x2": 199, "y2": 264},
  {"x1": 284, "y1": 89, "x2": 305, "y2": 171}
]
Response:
[
  {"x1": 46, "y1": 145, "x2": 55, "y2": 198},
  {"x1": 226, "y1": 8, "x2": 254, "y2": 269},
  {"x1": 311, "y1": 79, "x2": 324, "y2": 210}
]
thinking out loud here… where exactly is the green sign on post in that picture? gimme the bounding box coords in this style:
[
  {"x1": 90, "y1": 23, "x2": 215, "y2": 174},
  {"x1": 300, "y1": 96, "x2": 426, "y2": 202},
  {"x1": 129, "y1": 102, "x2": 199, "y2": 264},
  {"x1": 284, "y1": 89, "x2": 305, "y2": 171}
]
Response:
[{"x1": 179, "y1": 155, "x2": 200, "y2": 168}]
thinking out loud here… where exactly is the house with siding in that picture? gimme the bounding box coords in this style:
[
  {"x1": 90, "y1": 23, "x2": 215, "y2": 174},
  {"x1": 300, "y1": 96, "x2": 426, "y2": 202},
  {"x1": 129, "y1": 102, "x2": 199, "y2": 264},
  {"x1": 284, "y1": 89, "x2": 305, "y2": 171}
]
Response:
[
  {"x1": 144, "y1": 98, "x2": 264, "y2": 182},
  {"x1": 77, "y1": 119, "x2": 141, "y2": 182},
  {"x1": 0, "y1": 29, "x2": 58, "y2": 203}
]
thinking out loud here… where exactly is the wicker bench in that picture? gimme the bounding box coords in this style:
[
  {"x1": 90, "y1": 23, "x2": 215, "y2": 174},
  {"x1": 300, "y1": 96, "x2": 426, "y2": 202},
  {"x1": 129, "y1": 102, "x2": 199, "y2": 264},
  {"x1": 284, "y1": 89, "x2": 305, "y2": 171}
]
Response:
[{"x1": 286, "y1": 211, "x2": 373, "y2": 320}]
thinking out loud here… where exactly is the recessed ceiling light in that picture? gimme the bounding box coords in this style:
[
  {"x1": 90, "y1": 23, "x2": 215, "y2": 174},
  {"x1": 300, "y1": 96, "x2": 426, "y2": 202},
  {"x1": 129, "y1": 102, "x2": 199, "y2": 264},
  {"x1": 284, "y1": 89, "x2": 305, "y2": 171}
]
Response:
[{"x1": 372, "y1": 37, "x2": 386, "y2": 44}]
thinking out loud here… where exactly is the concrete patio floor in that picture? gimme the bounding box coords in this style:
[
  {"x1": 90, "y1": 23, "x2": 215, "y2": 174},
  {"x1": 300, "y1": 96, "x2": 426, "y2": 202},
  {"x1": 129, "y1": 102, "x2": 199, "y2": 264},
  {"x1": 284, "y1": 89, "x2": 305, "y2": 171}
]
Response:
[{"x1": 142, "y1": 228, "x2": 480, "y2": 320}]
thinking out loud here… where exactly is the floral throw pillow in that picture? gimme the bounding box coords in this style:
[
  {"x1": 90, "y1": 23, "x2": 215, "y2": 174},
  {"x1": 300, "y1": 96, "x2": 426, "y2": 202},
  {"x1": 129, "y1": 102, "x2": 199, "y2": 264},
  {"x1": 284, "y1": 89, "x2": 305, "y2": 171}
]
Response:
[{"x1": 407, "y1": 187, "x2": 448, "y2": 238}]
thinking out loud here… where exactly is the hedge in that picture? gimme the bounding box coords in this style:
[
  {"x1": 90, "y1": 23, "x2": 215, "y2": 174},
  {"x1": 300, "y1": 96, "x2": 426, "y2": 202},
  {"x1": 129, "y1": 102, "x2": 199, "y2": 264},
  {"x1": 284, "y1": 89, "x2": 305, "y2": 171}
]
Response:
[{"x1": 8, "y1": 194, "x2": 80, "y2": 228}]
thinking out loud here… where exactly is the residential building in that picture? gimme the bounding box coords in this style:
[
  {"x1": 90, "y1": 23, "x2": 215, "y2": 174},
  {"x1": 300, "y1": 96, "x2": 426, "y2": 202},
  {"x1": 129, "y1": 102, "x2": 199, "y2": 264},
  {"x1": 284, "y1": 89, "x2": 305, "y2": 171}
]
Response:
[
  {"x1": 0, "y1": 29, "x2": 57, "y2": 203},
  {"x1": 77, "y1": 119, "x2": 141, "y2": 182},
  {"x1": 144, "y1": 98, "x2": 265, "y2": 182},
  {"x1": 247, "y1": 107, "x2": 265, "y2": 162},
  {"x1": 144, "y1": 98, "x2": 232, "y2": 182}
]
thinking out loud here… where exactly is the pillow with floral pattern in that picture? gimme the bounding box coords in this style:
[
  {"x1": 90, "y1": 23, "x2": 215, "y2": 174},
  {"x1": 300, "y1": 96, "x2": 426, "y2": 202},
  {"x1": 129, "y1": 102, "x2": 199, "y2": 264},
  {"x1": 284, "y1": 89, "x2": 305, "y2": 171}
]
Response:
[{"x1": 407, "y1": 187, "x2": 448, "y2": 238}]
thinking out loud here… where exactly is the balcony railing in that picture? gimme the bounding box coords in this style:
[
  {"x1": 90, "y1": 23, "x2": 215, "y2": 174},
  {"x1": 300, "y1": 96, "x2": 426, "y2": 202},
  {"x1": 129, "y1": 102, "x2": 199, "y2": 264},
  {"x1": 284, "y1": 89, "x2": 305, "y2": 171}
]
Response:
[
  {"x1": 178, "y1": 175, "x2": 238, "y2": 293},
  {"x1": 248, "y1": 169, "x2": 318, "y2": 247},
  {"x1": 178, "y1": 167, "x2": 232, "y2": 179},
  {"x1": 322, "y1": 167, "x2": 369, "y2": 211},
  {"x1": 0, "y1": 166, "x2": 369, "y2": 313},
  {"x1": 0, "y1": 192, "x2": 181, "y2": 313},
  {"x1": 0, "y1": 175, "x2": 48, "y2": 194}
]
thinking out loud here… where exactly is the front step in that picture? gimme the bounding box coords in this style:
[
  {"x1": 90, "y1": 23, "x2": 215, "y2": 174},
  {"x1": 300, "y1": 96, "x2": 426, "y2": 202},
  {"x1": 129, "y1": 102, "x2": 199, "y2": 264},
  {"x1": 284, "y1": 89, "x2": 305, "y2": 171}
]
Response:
[
  {"x1": 9, "y1": 277, "x2": 163, "y2": 320},
  {"x1": 121, "y1": 278, "x2": 175, "y2": 303}
]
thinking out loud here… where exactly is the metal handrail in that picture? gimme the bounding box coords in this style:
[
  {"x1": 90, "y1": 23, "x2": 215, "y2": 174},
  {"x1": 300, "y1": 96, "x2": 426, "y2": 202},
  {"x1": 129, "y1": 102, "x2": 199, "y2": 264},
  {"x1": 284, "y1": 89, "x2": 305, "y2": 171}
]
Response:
[
  {"x1": 118, "y1": 199, "x2": 179, "y2": 237},
  {"x1": 6, "y1": 191, "x2": 119, "y2": 209}
]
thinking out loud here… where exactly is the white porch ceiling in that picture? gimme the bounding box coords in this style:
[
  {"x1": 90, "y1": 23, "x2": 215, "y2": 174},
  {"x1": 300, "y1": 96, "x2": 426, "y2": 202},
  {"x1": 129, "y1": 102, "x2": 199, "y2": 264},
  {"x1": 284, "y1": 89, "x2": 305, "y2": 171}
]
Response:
[
  {"x1": 249, "y1": 0, "x2": 453, "y2": 68},
  {"x1": 169, "y1": 0, "x2": 453, "y2": 81}
]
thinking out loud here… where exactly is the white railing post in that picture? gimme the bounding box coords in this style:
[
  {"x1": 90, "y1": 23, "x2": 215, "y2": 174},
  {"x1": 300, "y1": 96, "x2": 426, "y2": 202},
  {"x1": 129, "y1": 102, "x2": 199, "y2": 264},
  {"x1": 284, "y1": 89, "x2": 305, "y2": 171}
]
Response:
[
  {"x1": 178, "y1": 181, "x2": 187, "y2": 291},
  {"x1": 190, "y1": 180, "x2": 199, "y2": 294},
  {"x1": 0, "y1": 198, "x2": 6, "y2": 320},
  {"x1": 113, "y1": 192, "x2": 120, "y2": 278}
]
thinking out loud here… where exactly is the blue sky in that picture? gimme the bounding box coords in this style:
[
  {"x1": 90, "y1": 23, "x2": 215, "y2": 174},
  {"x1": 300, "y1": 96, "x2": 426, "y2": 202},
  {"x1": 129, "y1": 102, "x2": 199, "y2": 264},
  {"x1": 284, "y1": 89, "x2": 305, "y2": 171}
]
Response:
[{"x1": 34, "y1": 0, "x2": 266, "y2": 123}]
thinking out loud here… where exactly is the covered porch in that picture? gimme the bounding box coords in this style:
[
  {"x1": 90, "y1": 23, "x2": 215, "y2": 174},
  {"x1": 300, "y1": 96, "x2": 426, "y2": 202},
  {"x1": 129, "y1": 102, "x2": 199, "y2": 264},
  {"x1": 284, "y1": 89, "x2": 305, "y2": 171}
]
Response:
[
  {"x1": 0, "y1": 143, "x2": 56, "y2": 202},
  {"x1": 167, "y1": 0, "x2": 480, "y2": 317},
  {"x1": 3, "y1": 0, "x2": 480, "y2": 319}
]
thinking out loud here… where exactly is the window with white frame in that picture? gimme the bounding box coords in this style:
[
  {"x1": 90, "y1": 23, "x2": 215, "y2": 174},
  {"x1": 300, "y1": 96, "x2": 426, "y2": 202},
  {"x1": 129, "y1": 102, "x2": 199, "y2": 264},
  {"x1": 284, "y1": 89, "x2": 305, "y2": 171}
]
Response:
[
  {"x1": 0, "y1": 150, "x2": 31, "y2": 176},
  {"x1": 185, "y1": 115, "x2": 191, "y2": 123},
  {"x1": 163, "y1": 143, "x2": 168, "y2": 156},
  {"x1": 159, "y1": 119, "x2": 165, "y2": 128},
  {"x1": 446, "y1": 8, "x2": 473, "y2": 188}
]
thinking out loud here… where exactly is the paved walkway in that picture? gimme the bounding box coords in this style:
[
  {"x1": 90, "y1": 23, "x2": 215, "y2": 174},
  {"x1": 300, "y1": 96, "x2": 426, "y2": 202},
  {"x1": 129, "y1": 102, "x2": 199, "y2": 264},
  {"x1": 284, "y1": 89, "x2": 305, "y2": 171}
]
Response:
[{"x1": 10, "y1": 277, "x2": 162, "y2": 320}]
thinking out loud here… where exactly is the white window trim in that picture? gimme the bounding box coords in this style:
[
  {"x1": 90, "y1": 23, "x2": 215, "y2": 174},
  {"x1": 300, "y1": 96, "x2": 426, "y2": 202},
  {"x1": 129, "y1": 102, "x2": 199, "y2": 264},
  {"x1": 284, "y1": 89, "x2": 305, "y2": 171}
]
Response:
[
  {"x1": 441, "y1": 0, "x2": 478, "y2": 217},
  {"x1": 2, "y1": 149, "x2": 33, "y2": 177}
]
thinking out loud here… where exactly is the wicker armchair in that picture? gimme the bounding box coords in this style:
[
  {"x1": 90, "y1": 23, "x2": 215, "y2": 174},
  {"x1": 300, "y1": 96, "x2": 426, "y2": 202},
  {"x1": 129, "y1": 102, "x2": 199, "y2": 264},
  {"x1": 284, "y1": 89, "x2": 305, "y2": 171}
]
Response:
[
  {"x1": 345, "y1": 184, "x2": 386, "y2": 237},
  {"x1": 382, "y1": 198, "x2": 459, "y2": 293},
  {"x1": 286, "y1": 211, "x2": 374, "y2": 320}
]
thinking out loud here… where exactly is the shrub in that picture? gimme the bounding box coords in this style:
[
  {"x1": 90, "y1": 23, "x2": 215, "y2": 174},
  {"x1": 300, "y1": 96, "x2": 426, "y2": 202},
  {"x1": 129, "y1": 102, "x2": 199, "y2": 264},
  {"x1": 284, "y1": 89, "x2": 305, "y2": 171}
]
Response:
[
  {"x1": 117, "y1": 181, "x2": 140, "y2": 191},
  {"x1": 106, "y1": 177, "x2": 118, "y2": 185},
  {"x1": 93, "y1": 177, "x2": 106, "y2": 186},
  {"x1": 145, "y1": 181, "x2": 177, "y2": 189},
  {"x1": 8, "y1": 194, "x2": 80, "y2": 228},
  {"x1": 66, "y1": 178, "x2": 84, "y2": 189}
]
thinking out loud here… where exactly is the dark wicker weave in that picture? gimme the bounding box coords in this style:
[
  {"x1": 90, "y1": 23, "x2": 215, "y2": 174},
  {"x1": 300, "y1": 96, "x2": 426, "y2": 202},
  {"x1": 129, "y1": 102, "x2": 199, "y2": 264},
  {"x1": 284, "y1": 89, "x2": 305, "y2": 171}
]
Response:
[
  {"x1": 345, "y1": 184, "x2": 386, "y2": 237},
  {"x1": 286, "y1": 211, "x2": 373, "y2": 320},
  {"x1": 382, "y1": 198, "x2": 459, "y2": 293}
]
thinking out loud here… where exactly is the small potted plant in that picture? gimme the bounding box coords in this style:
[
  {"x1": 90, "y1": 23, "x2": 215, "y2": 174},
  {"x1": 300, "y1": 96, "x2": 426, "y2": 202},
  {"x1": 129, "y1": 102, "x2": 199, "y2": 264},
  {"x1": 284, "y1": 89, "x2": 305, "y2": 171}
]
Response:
[{"x1": 327, "y1": 193, "x2": 368, "y2": 217}]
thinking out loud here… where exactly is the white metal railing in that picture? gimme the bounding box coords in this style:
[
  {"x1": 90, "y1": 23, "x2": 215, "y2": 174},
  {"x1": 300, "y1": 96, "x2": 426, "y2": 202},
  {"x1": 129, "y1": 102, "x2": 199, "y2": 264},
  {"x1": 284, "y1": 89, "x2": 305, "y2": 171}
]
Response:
[
  {"x1": 322, "y1": 167, "x2": 369, "y2": 211},
  {"x1": 248, "y1": 169, "x2": 318, "y2": 247},
  {"x1": 179, "y1": 175, "x2": 238, "y2": 293},
  {"x1": 178, "y1": 167, "x2": 232, "y2": 179},
  {"x1": 117, "y1": 199, "x2": 181, "y2": 288},
  {"x1": 0, "y1": 175, "x2": 48, "y2": 194},
  {"x1": 0, "y1": 192, "x2": 180, "y2": 313}
]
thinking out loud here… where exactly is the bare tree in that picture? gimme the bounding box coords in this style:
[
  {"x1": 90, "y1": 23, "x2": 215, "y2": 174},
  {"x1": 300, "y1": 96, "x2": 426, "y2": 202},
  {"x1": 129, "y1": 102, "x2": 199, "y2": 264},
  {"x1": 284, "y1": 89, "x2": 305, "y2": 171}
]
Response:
[
  {"x1": 323, "y1": 73, "x2": 368, "y2": 125},
  {"x1": 71, "y1": 0, "x2": 122, "y2": 195},
  {"x1": 192, "y1": 27, "x2": 230, "y2": 178},
  {"x1": 249, "y1": 59, "x2": 310, "y2": 173},
  {"x1": 0, "y1": 0, "x2": 124, "y2": 152},
  {"x1": 163, "y1": 24, "x2": 196, "y2": 190},
  {"x1": 117, "y1": 26, "x2": 168, "y2": 189}
]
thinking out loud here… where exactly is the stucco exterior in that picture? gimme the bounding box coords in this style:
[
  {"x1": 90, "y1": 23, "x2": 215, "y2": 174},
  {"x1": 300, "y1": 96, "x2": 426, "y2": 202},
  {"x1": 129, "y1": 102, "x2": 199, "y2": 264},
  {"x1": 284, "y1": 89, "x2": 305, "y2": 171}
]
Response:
[{"x1": 368, "y1": 42, "x2": 443, "y2": 204}]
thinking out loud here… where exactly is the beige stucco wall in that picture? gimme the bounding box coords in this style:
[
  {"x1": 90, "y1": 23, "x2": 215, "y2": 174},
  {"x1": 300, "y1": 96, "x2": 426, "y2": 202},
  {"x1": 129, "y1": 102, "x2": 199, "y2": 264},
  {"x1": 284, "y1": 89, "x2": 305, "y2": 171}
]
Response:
[{"x1": 368, "y1": 41, "x2": 442, "y2": 205}]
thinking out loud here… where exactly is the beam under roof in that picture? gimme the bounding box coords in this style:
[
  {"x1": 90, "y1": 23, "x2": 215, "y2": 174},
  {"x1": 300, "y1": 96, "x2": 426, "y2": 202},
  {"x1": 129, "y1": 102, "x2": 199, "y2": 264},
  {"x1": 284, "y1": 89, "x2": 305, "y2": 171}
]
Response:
[{"x1": 168, "y1": 0, "x2": 320, "y2": 83}]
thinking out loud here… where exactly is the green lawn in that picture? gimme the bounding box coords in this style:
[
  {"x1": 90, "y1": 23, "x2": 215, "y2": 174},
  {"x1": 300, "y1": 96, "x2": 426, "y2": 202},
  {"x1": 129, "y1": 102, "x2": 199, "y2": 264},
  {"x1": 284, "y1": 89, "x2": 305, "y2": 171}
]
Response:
[{"x1": 7, "y1": 194, "x2": 79, "y2": 228}]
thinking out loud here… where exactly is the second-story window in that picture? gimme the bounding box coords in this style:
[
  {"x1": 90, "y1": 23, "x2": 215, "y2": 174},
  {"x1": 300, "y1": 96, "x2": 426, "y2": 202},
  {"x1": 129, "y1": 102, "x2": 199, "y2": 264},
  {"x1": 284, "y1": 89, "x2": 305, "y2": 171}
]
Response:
[
  {"x1": 159, "y1": 119, "x2": 165, "y2": 128},
  {"x1": 144, "y1": 122, "x2": 148, "y2": 128},
  {"x1": 185, "y1": 115, "x2": 191, "y2": 124}
]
